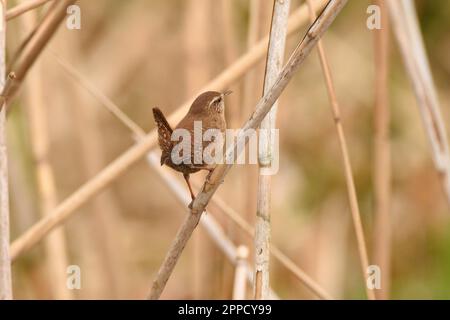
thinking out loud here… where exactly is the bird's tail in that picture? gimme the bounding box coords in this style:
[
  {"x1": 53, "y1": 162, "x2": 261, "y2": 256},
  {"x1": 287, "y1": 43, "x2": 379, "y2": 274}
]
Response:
[{"x1": 152, "y1": 108, "x2": 173, "y2": 166}]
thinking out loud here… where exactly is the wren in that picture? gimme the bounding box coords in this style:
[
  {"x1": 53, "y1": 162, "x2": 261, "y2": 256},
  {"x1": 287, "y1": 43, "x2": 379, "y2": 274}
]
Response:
[{"x1": 153, "y1": 91, "x2": 230, "y2": 202}]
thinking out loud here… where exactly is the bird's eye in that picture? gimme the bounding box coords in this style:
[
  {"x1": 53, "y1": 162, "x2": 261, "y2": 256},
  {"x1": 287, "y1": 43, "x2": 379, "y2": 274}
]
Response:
[{"x1": 209, "y1": 96, "x2": 222, "y2": 108}]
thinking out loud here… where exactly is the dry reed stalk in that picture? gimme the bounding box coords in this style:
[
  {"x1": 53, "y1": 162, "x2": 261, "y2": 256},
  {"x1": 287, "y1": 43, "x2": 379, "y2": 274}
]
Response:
[
  {"x1": 387, "y1": 0, "x2": 450, "y2": 205},
  {"x1": 1, "y1": 0, "x2": 76, "y2": 110},
  {"x1": 247, "y1": 0, "x2": 266, "y2": 299},
  {"x1": 208, "y1": 195, "x2": 333, "y2": 300},
  {"x1": 0, "y1": 0, "x2": 12, "y2": 300},
  {"x1": 254, "y1": 0, "x2": 290, "y2": 300},
  {"x1": 306, "y1": 0, "x2": 375, "y2": 300},
  {"x1": 148, "y1": 154, "x2": 267, "y2": 297},
  {"x1": 148, "y1": 151, "x2": 332, "y2": 300},
  {"x1": 21, "y1": 9, "x2": 72, "y2": 300},
  {"x1": 44, "y1": 56, "x2": 331, "y2": 300},
  {"x1": 241, "y1": 0, "x2": 272, "y2": 239},
  {"x1": 148, "y1": 0, "x2": 348, "y2": 300},
  {"x1": 146, "y1": 153, "x2": 279, "y2": 299},
  {"x1": 6, "y1": 0, "x2": 53, "y2": 21},
  {"x1": 52, "y1": 53, "x2": 144, "y2": 137},
  {"x1": 9, "y1": 0, "x2": 330, "y2": 262},
  {"x1": 149, "y1": 146, "x2": 328, "y2": 300},
  {"x1": 372, "y1": 0, "x2": 391, "y2": 300},
  {"x1": 149, "y1": 149, "x2": 325, "y2": 300},
  {"x1": 232, "y1": 246, "x2": 249, "y2": 300}
]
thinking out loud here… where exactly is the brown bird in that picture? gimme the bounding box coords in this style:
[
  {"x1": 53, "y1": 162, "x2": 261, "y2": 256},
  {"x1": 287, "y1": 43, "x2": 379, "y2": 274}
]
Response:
[{"x1": 153, "y1": 91, "x2": 230, "y2": 202}]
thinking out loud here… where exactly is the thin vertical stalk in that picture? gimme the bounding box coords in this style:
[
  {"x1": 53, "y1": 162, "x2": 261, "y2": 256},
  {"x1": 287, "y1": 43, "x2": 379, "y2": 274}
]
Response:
[
  {"x1": 372, "y1": 0, "x2": 391, "y2": 300},
  {"x1": 147, "y1": 153, "x2": 279, "y2": 299},
  {"x1": 387, "y1": 0, "x2": 450, "y2": 206},
  {"x1": 254, "y1": 0, "x2": 290, "y2": 300},
  {"x1": 0, "y1": 0, "x2": 12, "y2": 300},
  {"x1": 2, "y1": 0, "x2": 76, "y2": 110},
  {"x1": 306, "y1": 0, "x2": 375, "y2": 300},
  {"x1": 21, "y1": 9, "x2": 72, "y2": 300},
  {"x1": 242, "y1": 0, "x2": 271, "y2": 234}
]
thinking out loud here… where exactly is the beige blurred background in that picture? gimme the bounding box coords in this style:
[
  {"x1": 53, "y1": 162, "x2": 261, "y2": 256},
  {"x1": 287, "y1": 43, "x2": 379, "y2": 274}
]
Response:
[{"x1": 5, "y1": 0, "x2": 450, "y2": 299}]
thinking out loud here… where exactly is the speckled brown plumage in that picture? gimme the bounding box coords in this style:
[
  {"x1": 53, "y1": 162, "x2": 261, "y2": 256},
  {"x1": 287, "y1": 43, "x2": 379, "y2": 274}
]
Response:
[{"x1": 152, "y1": 91, "x2": 228, "y2": 201}]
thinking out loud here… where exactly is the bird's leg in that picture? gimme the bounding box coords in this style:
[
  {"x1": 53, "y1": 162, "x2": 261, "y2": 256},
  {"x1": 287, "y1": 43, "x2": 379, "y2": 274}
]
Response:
[
  {"x1": 203, "y1": 168, "x2": 217, "y2": 191},
  {"x1": 184, "y1": 174, "x2": 196, "y2": 209},
  {"x1": 206, "y1": 168, "x2": 214, "y2": 183},
  {"x1": 183, "y1": 173, "x2": 195, "y2": 210}
]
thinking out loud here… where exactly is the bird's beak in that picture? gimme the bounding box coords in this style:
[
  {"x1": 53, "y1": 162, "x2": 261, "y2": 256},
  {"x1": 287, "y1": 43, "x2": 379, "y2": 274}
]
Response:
[{"x1": 222, "y1": 90, "x2": 233, "y2": 97}]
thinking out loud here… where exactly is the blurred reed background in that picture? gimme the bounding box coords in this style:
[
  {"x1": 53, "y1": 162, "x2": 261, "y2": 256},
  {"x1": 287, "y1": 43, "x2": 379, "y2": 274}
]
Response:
[{"x1": 4, "y1": 0, "x2": 450, "y2": 299}]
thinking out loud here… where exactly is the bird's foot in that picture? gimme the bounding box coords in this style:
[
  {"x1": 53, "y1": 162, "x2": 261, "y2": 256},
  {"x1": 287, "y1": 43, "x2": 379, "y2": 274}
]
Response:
[{"x1": 205, "y1": 169, "x2": 215, "y2": 185}]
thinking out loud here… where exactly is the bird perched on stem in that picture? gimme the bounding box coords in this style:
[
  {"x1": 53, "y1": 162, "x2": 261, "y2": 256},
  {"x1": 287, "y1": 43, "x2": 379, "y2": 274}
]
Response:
[{"x1": 153, "y1": 91, "x2": 230, "y2": 203}]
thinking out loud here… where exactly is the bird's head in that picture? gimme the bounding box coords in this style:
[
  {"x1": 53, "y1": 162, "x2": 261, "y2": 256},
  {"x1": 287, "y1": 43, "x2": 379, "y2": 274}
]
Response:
[{"x1": 189, "y1": 90, "x2": 232, "y2": 115}]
